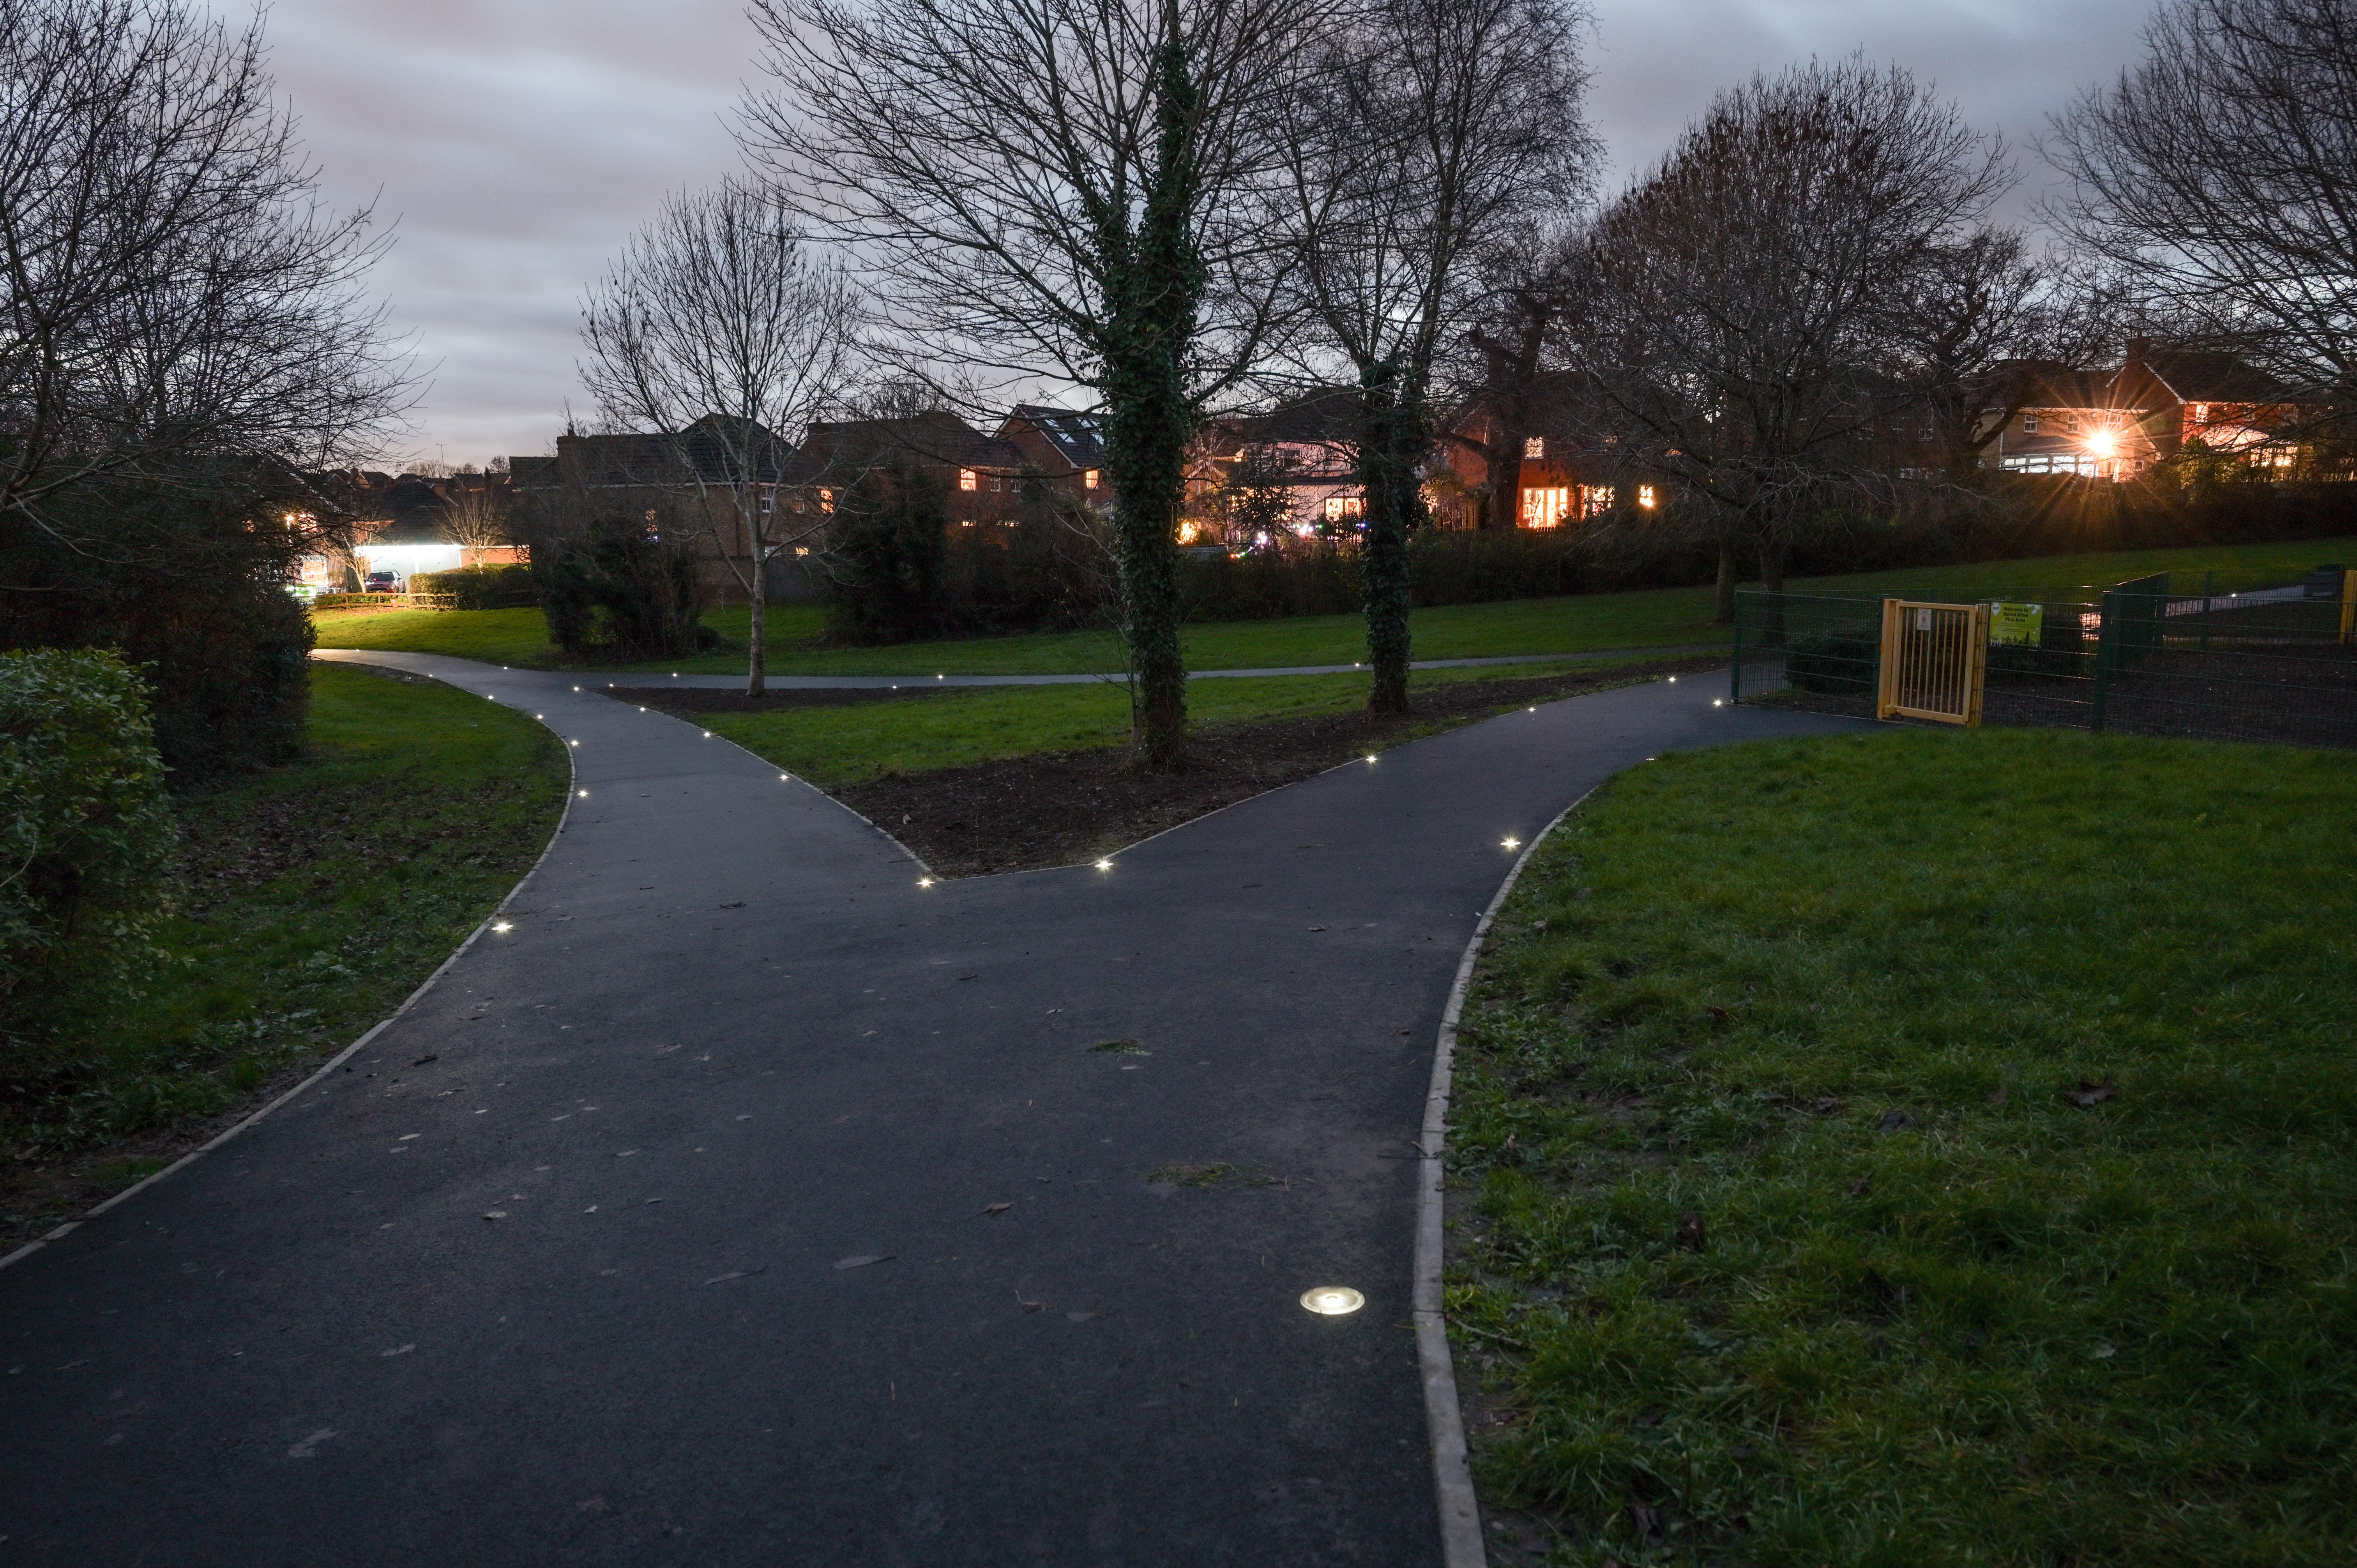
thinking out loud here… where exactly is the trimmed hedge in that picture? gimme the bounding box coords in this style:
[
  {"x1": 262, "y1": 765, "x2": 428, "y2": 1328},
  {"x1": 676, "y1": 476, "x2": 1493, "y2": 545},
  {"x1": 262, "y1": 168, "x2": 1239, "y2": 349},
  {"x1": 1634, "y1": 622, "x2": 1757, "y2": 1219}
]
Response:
[
  {"x1": 408, "y1": 564, "x2": 535, "y2": 609},
  {"x1": 0, "y1": 650, "x2": 176, "y2": 1043}
]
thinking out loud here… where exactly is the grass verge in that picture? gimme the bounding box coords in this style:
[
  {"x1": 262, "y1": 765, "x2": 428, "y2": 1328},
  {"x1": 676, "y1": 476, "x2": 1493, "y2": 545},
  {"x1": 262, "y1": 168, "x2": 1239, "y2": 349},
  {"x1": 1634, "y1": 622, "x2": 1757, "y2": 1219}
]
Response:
[
  {"x1": 0, "y1": 664, "x2": 567, "y2": 1246},
  {"x1": 1446, "y1": 729, "x2": 2355, "y2": 1566},
  {"x1": 310, "y1": 535, "x2": 2357, "y2": 678}
]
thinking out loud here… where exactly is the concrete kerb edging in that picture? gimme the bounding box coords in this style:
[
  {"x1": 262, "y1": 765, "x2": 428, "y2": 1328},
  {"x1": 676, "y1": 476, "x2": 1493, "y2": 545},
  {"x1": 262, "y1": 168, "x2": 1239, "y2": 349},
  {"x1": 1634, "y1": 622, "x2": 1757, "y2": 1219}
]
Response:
[
  {"x1": 0, "y1": 690, "x2": 581, "y2": 1278},
  {"x1": 1417, "y1": 783, "x2": 1599, "y2": 1568}
]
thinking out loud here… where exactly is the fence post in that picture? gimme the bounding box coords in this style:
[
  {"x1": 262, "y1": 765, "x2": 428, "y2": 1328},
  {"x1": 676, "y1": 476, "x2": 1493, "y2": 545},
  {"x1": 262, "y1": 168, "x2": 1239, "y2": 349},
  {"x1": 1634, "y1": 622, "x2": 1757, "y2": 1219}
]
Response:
[
  {"x1": 1730, "y1": 592, "x2": 1744, "y2": 704},
  {"x1": 2342, "y1": 569, "x2": 2355, "y2": 646},
  {"x1": 2090, "y1": 589, "x2": 2118, "y2": 733},
  {"x1": 2200, "y1": 571, "x2": 2212, "y2": 652}
]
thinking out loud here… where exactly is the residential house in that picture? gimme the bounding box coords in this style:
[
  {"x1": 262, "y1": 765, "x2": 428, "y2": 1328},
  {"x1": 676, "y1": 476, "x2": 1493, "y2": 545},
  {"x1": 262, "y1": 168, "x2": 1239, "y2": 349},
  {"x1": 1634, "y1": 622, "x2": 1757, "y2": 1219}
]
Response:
[
  {"x1": 800, "y1": 410, "x2": 1036, "y2": 529},
  {"x1": 996, "y1": 404, "x2": 1112, "y2": 508},
  {"x1": 1983, "y1": 346, "x2": 2304, "y2": 479},
  {"x1": 507, "y1": 415, "x2": 820, "y2": 602}
]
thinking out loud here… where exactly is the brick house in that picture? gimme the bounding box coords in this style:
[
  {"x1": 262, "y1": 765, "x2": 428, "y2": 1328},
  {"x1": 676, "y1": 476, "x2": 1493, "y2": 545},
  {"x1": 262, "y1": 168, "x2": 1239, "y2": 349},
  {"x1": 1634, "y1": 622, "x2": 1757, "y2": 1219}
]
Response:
[{"x1": 1984, "y1": 346, "x2": 2305, "y2": 479}]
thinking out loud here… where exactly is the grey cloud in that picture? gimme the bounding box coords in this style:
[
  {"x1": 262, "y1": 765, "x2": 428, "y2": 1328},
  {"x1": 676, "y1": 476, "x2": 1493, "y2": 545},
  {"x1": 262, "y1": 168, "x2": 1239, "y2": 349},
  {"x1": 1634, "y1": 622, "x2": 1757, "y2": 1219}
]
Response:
[{"x1": 249, "y1": 0, "x2": 2163, "y2": 463}]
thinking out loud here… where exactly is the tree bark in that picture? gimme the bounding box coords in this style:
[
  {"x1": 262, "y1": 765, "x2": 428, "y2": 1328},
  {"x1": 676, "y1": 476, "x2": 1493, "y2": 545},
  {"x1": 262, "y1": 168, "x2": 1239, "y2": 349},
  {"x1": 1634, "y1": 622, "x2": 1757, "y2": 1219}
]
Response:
[
  {"x1": 746, "y1": 537, "x2": 768, "y2": 696},
  {"x1": 1095, "y1": 20, "x2": 1204, "y2": 772},
  {"x1": 1712, "y1": 534, "x2": 1737, "y2": 623},
  {"x1": 1358, "y1": 371, "x2": 1418, "y2": 714}
]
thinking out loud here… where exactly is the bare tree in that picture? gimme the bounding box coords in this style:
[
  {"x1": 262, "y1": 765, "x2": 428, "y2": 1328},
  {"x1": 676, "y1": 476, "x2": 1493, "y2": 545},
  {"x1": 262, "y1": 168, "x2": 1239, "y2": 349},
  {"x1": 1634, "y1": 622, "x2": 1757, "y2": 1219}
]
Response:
[
  {"x1": 435, "y1": 482, "x2": 514, "y2": 553},
  {"x1": 1276, "y1": 0, "x2": 1594, "y2": 712},
  {"x1": 0, "y1": 0, "x2": 407, "y2": 559},
  {"x1": 2048, "y1": 0, "x2": 2357, "y2": 423},
  {"x1": 739, "y1": 0, "x2": 1324, "y2": 769},
  {"x1": 578, "y1": 180, "x2": 858, "y2": 695},
  {"x1": 1567, "y1": 59, "x2": 2012, "y2": 620}
]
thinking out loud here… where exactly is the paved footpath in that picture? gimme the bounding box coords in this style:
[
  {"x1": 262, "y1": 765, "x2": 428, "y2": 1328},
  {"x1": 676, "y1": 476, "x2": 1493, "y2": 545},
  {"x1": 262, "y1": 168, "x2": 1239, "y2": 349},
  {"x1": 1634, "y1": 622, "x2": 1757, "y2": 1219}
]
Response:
[{"x1": 1, "y1": 654, "x2": 1858, "y2": 1566}]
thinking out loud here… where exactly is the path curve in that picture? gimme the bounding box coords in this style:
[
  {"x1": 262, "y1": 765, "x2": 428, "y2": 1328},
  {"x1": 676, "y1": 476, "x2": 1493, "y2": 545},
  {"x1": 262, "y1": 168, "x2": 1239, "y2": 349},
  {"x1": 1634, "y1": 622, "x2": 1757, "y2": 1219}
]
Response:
[{"x1": 1, "y1": 653, "x2": 1859, "y2": 1566}]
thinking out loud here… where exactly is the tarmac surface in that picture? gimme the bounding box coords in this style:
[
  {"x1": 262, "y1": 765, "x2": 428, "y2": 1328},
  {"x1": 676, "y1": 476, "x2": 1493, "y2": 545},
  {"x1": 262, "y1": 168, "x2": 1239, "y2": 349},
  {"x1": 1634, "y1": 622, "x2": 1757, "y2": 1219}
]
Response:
[{"x1": 1, "y1": 652, "x2": 1860, "y2": 1566}]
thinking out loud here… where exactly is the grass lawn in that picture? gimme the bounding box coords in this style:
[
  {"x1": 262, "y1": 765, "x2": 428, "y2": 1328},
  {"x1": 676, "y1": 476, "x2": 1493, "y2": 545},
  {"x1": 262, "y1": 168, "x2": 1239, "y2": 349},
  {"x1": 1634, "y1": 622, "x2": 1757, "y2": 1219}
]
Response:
[
  {"x1": 1, "y1": 665, "x2": 566, "y2": 1209},
  {"x1": 1446, "y1": 729, "x2": 2356, "y2": 1565},
  {"x1": 311, "y1": 535, "x2": 2357, "y2": 678},
  {"x1": 693, "y1": 660, "x2": 1634, "y2": 785}
]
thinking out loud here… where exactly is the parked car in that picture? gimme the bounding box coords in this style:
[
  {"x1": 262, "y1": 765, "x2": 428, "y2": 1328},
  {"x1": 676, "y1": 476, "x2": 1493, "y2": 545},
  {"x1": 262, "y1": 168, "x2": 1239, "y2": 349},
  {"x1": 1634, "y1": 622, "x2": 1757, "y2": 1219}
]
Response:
[{"x1": 363, "y1": 570, "x2": 400, "y2": 593}]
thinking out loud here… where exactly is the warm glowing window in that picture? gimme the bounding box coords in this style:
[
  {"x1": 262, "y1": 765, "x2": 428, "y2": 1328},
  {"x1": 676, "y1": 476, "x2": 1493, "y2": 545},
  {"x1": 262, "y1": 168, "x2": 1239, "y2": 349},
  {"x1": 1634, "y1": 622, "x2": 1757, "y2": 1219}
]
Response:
[
  {"x1": 1576, "y1": 485, "x2": 1614, "y2": 517},
  {"x1": 2191, "y1": 402, "x2": 2209, "y2": 423},
  {"x1": 1177, "y1": 520, "x2": 1200, "y2": 544},
  {"x1": 1521, "y1": 487, "x2": 1571, "y2": 528},
  {"x1": 1083, "y1": 469, "x2": 1099, "y2": 489},
  {"x1": 819, "y1": 488, "x2": 834, "y2": 513},
  {"x1": 1323, "y1": 495, "x2": 1365, "y2": 522},
  {"x1": 1637, "y1": 484, "x2": 1657, "y2": 509},
  {"x1": 959, "y1": 467, "x2": 977, "y2": 491},
  {"x1": 1523, "y1": 436, "x2": 1545, "y2": 459}
]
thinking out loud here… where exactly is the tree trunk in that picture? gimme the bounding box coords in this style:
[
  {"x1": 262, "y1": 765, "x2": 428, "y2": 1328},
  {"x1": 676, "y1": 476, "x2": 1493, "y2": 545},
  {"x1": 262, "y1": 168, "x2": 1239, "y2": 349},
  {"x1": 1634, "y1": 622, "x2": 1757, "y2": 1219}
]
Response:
[
  {"x1": 1358, "y1": 372, "x2": 1417, "y2": 714},
  {"x1": 1712, "y1": 534, "x2": 1737, "y2": 623},
  {"x1": 1092, "y1": 19, "x2": 1205, "y2": 773},
  {"x1": 746, "y1": 538, "x2": 768, "y2": 696}
]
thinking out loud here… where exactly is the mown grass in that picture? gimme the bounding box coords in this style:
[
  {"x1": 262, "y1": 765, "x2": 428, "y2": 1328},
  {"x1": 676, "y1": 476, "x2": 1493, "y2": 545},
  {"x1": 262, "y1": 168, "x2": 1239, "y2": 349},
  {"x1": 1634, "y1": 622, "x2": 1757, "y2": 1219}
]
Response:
[
  {"x1": 1447, "y1": 729, "x2": 2356, "y2": 1566},
  {"x1": 0, "y1": 665, "x2": 567, "y2": 1168},
  {"x1": 311, "y1": 535, "x2": 2357, "y2": 678},
  {"x1": 698, "y1": 660, "x2": 1624, "y2": 785}
]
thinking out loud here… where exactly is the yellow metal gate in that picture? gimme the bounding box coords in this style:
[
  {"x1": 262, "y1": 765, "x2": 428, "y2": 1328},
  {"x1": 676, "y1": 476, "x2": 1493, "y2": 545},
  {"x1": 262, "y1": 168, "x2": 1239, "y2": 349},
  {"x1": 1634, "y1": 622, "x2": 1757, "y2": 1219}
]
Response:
[{"x1": 1877, "y1": 599, "x2": 1988, "y2": 726}]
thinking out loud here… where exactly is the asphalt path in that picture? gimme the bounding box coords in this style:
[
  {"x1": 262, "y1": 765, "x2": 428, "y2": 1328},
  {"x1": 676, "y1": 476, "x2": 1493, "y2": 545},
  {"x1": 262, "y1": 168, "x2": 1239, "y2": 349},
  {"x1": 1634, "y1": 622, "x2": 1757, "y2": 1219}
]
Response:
[{"x1": 2, "y1": 653, "x2": 1860, "y2": 1566}]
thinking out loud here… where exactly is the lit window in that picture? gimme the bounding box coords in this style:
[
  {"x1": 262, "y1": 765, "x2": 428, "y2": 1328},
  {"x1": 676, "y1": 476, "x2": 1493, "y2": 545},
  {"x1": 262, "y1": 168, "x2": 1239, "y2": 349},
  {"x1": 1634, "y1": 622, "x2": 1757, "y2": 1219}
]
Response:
[
  {"x1": 819, "y1": 488, "x2": 834, "y2": 513},
  {"x1": 1084, "y1": 469, "x2": 1099, "y2": 489},
  {"x1": 1521, "y1": 487, "x2": 1571, "y2": 528},
  {"x1": 759, "y1": 487, "x2": 774, "y2": 514},
  {"x1": 2191, "y1": 402, "x2": 2209, "y2": 423},
  {"x1": 1576, "y1": 485, "x2": 1614, "y2": 517},
  {"x1": 1638, "y1": 484, "x2": 1657, "y2": 509},
  {"x1": 959, "y1": 468, "x2": 977, "y2": 491},
  {"x1": 1523, "y1": 436, "x2": 1545, "y2": 459},
  {"x1": 2023, "y1": 415, "x2": 2039, "y2": 433},
  {"x1": 1323, "y1": 495, "x2": 1365, "y2": 522}
]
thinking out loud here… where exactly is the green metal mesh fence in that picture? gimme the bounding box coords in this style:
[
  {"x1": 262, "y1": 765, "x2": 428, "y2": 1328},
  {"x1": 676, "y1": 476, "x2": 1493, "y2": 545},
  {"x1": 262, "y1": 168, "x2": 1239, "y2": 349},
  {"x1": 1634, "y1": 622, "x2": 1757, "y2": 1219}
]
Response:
[{"x1": 1732, "y1": 568, "x2": 2357, "y2": 749}]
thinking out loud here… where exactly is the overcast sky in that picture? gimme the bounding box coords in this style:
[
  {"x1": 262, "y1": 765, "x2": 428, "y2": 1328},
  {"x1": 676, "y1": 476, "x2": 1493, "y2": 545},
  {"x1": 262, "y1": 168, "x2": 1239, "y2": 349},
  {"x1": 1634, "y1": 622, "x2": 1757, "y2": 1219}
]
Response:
[{"x1": 253, "y1": 0, "x2": 2159, "y2": 468}]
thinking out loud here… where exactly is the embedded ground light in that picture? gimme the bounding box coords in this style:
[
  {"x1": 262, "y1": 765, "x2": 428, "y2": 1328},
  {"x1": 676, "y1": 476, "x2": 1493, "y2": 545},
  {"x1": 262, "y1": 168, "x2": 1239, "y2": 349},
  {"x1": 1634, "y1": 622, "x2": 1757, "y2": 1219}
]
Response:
[
  {"x1": 577, "y1": 789, "x2": 589, "y2": 798},
  {"x1": 1502, "y1": 837, "x2": 1521, "y2": 850},
  {"x1": 918, "y1": 878, "x2": 935, "y2": 888},
  {"x1": 1095, "y1": 858, "x2": 1113, "y2": 871},
  {"x1": 492, "y1": 921, "x2": 512, "y2": 934},
  {"x1": 1300, "y1": 1286, "x2": 1364, "y2": 1316}
]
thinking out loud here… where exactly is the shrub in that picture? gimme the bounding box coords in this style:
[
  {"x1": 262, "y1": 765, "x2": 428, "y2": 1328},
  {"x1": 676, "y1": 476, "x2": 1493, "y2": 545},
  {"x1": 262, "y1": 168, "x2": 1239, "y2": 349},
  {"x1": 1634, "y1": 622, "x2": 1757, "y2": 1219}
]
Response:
[
  {"x1": 533, "y1": 512, "x2": 710, "y2": 658},
  {"x1": 0, "y1": 650, "x2": 176, "y2": 1046},
  {"x1": 823, "y1": 465, "x2": 953, "y2": 645},
  {"x1": 408, "y1": 564, "x2": 535, "y2": 609}
]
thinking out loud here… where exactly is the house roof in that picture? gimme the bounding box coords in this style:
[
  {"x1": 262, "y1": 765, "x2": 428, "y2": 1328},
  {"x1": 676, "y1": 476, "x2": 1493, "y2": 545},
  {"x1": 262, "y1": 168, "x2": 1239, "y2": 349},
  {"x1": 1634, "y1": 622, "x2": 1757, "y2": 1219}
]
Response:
[
  {"x1": 508, "y1": 415, "x2": 814, "y2": 489},
  {"x1": 2121, "y1": 349, "x2": 2290, "y2": 407},
  {"x1": 802, "y1": 410, "x2": 1024, "y2": 475},
  {"x1": 1002, "y1": 404, "x2": 1106, "y2": 470}
]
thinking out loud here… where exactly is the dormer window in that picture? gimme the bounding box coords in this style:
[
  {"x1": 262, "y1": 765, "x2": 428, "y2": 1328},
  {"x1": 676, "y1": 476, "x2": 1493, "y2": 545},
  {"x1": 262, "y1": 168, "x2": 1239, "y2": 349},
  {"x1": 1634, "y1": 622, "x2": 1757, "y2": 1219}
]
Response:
[
  {"x1": 1083, "y1": 469, "x2": 1099, "y2": 489},
  {"x1": 2023, "y1": 415, "x2": 2039, "y2": 434},
  {"x1": 1523, "y1": 436, "x2": 1545, "y2": 459}
]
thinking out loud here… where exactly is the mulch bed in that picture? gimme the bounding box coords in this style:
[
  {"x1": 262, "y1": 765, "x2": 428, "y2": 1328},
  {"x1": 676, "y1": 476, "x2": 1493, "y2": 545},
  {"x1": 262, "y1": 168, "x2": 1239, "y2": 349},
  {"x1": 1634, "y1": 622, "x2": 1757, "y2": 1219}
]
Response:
[{"x1": 614, "y1": 656, "x2": 1723, "y2": 877}]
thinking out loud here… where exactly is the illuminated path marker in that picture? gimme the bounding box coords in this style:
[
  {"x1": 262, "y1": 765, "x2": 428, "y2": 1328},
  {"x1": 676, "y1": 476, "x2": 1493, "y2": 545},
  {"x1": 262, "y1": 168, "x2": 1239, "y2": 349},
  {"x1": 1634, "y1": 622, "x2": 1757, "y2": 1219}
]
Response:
[{"x1": 0, "y1": 648, "x2": 1860, "y2": 1565}]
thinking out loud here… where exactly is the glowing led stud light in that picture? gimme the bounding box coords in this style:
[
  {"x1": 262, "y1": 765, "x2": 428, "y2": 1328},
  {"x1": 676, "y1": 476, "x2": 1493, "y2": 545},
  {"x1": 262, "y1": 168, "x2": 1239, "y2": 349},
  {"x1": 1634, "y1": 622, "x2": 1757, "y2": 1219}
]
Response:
[
  {"x1": 569, "y1": 740, "x2": 579, "y2": 747},
  {"x1": 577, "y1": 789, "x2": 589, "y2": 798},
  {"x1": 1502, "y1": 837, "x2": 1521, "y2": 850},
  {"x1": 779, "y1": 773, "x2": 790, "y2": 780},
  {"x1": 1365, "y1": 754, "x2": 1377, "y2": 764},
  {"x1": 702, "y1": 730, "x2": 712, "y2": 738},
  {"x1": 1713, "y1": 698, "x2": 1724, "y2": 707},
  {"x1": 492, "y1": 921, "x2": 512, "y2": 934},
  {"x1": 1668, "y1": 675, "x2": 1677, "y2": 683},
  {"x1": 1300, "y1": 1286, "x2": 1364, "y2": 1316},
  {"x1": 1095, "y1": 858, "x2": 1113, "y2": 871},
  {"x1": 918, "y1": 878, "x2": 935, "y2": 888},
  {"x1": 574, "y1": 686, "x2": 581, "y2": 692}
]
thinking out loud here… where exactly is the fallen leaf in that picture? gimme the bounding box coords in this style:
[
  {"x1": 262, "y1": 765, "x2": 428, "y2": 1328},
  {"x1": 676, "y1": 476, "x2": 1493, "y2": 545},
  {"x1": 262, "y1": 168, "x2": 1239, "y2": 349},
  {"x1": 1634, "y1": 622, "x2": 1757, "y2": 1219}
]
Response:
[
  {"x1": 1705, "y1": 1004, "x2": 1729, "y2": 1022},
  {"x1": 1306, "y1": 925, "x2": 1326, "y2": 932},
  {"x1": 411, "y1": 1055, "x2": 438, "y2": 1067},
  {"x1": 2068, "y1": 1078, "x2": 2118, "y2": 1107},
  {"x1": 957, "y1": 974, "x2": 977, "y2": 981},
  {"x1": 716, "y1": 901, "x2": 744, "y2": 909},
  {"x1": 1675, "y1": 1211, "x2": 1707, "y2": 1252},
  {"x1": 482, "y1": 1211, "x2": 507, "y2": 1220},
  {"x1": 1021, "y1": 1299, "x2": 1046, "y2": 1312},
  {"x1": 2092, "y1": 1342, "x2": 2117, "y2": 1359},
  {"x1": 978, "y1": 1202, "x2": 1013, "y2": 1218},
  {"x1": 703, "y1": 1268, "x2": 766, "y2": 1286},
  {"x1": 1813, "y1": 1097, "x2": 1840, "y2": 1114},
  {"x1": 380, "y1": 1344, "x2": 416, "y2": 1358},
  {"x1": 1066, "y1": 1310, "x2": 1099, "y2": 1322},
  {"x1": 832, "y1": 1254, "x2": 893, "y2": 1270},
  {"x1": 1878, "y1": 1111, "x2": 1915, "y2": 1132}
]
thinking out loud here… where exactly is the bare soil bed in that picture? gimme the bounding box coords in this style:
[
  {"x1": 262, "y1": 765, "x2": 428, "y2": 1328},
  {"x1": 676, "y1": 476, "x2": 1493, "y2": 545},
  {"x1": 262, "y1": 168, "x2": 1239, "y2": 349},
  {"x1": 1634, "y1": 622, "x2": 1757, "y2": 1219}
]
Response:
[{"x1": 615, "y1": 657, "x2": 1723, "y2": 876}]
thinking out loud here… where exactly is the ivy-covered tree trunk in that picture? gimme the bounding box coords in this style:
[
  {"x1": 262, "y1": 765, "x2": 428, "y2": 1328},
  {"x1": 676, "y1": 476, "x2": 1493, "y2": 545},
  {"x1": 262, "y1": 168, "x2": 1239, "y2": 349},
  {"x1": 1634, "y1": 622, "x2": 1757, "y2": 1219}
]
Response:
[
  {"x1": 1357, "y1": 368, "x2": 1422, "y2": 714},
  {"x1": 1094, "y1": 20, "x2": 1207, "y2": 773}
]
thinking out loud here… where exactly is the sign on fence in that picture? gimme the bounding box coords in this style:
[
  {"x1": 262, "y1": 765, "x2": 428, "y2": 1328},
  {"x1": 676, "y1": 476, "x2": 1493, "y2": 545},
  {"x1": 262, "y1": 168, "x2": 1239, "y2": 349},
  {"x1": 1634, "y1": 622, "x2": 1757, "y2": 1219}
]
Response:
[{"x1": 1988, "y1": 602, "x2": 2043, "y2": 646}]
